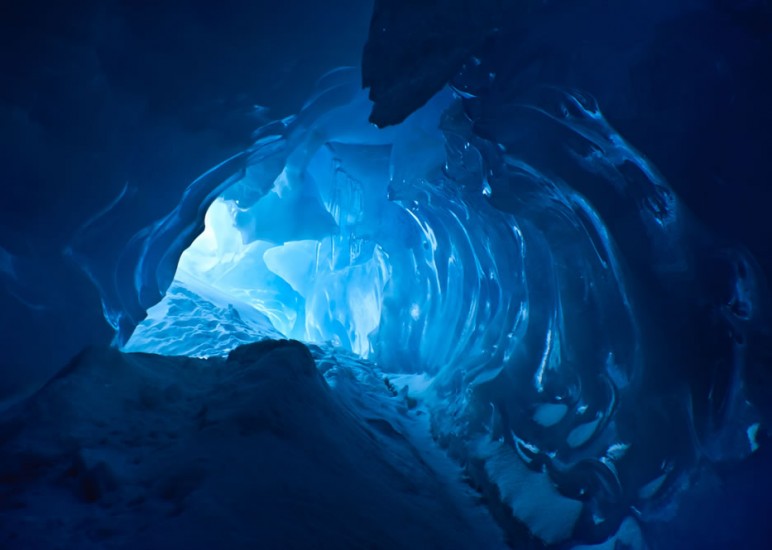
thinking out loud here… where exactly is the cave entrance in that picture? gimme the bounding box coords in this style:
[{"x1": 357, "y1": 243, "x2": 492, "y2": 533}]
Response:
[
  {"x1": 122, "y1": 84, "x2": 521, "y2": 379},
  {"x1": 126, "y1": 139, "x2": 400, "y2": 360},
  {"x1": 173, "y1": 185, "x2": 391, "y2": 358}
]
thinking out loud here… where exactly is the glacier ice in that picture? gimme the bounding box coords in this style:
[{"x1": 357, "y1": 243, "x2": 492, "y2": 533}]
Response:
[{"x1": 70, "y1": 68, "x2": 769, "y2": 547}]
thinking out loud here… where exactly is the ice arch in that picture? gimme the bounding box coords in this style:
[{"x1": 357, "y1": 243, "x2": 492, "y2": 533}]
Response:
[
  {"x1": 125, "y1": 78, "x2": 527, "y2": 380},
  {"x1": 76, "y1": 69, "x2": 765, "y2": 546}
]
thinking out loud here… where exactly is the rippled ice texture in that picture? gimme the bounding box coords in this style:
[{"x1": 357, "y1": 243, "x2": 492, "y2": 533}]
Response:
[{"x1": 121, "y1": 69, "x2": 767, "y2": 547}]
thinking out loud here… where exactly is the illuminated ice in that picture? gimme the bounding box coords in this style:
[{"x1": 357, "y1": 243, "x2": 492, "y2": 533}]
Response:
[{"x1": 117, "y1": 69, "x2": 766, "y2": 547}]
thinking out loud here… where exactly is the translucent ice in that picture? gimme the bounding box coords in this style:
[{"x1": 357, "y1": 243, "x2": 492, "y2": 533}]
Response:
[{"x1": 91, "y1": 69, "x2": 767, "y2": 546}]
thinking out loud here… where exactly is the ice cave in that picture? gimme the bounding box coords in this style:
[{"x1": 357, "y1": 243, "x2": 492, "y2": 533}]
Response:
[{"x1": 1, "y1": 1, "x2": 771, "y2": 548}]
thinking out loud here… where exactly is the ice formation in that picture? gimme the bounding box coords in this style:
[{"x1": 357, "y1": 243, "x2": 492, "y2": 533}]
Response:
[{"x1": 73, "y1": 67, "x2": 768, "y2": 546}]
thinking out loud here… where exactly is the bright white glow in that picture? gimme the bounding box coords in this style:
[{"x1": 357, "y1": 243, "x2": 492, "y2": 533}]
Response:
[
  {"x1": 410, "y1": 303, "x2": 420, "y2": 321},
  {"x1": 175, "y1": 188, "x2": 391, "y2": 357}
]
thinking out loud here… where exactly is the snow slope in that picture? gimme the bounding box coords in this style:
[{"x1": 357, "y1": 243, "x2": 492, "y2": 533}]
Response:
[{"x1": 0, "y1": 340, "x2": 505, "y2": 549}]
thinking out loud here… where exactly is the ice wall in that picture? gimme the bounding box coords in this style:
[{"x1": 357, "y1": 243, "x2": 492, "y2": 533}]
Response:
[
  {"x1": 111, "y1": 67, "x2": 769, "y2": 546},
  {"x1": 124, "y1": 74, "x2": 526, "y2": 378}
]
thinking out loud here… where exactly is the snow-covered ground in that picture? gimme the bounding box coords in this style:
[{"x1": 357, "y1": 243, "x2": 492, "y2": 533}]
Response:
[{"x1": 0, "y1": 340, "x2": 506, "y2": 549}]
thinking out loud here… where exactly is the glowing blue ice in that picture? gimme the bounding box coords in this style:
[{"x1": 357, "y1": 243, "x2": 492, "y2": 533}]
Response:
[{"x1": 108, "y1": 69, "x2": 766, "y2": 546}]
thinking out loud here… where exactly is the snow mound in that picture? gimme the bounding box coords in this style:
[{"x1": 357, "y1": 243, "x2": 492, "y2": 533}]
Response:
[{"x1": 0, "y1": 341, "x2": 504, "y2": 549}]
